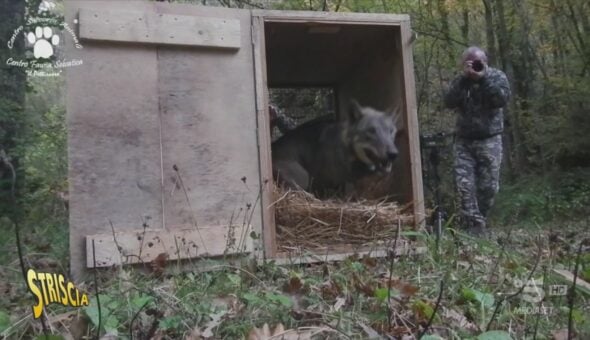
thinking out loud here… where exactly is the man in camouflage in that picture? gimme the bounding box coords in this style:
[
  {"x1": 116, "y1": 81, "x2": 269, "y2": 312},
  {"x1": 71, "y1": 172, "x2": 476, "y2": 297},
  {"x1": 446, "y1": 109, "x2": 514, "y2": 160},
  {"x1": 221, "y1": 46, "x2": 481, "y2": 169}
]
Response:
[{"x1": 444, "y1": 46, "x2": 511, "y2": 235}]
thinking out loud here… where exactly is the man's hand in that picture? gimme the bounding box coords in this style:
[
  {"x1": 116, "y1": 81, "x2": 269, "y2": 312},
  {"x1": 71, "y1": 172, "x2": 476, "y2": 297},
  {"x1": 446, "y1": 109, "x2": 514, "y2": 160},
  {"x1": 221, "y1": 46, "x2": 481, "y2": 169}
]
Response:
[{"x1": 463, "y1": 60, "x2": 488, "y2": 80}]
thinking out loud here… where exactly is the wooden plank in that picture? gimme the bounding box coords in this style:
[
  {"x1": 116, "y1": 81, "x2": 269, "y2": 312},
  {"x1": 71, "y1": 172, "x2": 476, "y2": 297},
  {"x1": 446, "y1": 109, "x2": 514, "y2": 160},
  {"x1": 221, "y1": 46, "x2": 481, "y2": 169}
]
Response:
[
  {"x1": 399, "y1": 21, "x2": 425, "y2": 227},
  {"x1": 254, "y1": 9, "x2": 409, "y2": 24},
  {"x1": 155, "y1": 5, "x2": 261, "y2": 256},
  {"x1": 79, "y1": 8, "x2": 241, "y2": 49},
  {"x1": 271, "y1": 242, "x2": 426, "y2": 265},
  {"x1": 66, "y1": 1, "x2": 164, "y2": 280},
  {"x1": 552, "y1": 269, "x2": 590, "y2": 294},
  {"x1": 86, "y1": 225, "x2": 253, "y2": 268},
  {"x1": 252, "y1": 15, "x2": 277, "y2": 259}
]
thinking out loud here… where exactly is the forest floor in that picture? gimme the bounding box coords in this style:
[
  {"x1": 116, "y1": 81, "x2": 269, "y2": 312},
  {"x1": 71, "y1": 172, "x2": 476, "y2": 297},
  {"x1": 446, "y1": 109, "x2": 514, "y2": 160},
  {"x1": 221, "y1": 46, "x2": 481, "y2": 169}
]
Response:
[{"x1": 1, "y1": 216, "x2": 589, "y2": 339}]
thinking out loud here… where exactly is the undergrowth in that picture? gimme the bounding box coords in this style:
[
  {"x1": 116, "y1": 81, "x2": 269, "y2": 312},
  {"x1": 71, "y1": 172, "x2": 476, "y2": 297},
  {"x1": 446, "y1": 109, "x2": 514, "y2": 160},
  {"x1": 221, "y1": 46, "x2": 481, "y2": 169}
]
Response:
[
  {"x1": 2, "y1": 224, "x2": 589, "y2": 339},
  {"x1": 490, "y1": 168, "x2": 590, "y2": 226}
]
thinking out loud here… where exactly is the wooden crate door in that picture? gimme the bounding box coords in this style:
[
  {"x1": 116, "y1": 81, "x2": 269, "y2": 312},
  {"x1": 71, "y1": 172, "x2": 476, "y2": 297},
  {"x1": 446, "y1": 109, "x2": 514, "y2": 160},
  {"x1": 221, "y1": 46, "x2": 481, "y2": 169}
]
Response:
[{"x1": 65, "y1": 2, "x2": 261, "y2": 278}]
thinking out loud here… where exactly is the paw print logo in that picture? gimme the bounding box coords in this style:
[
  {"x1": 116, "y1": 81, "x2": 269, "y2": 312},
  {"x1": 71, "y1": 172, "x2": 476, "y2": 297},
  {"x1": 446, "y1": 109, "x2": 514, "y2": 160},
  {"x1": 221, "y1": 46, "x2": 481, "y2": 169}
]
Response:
[{"x1": 27, "y1": 26, "x2": 60, "y2": 59}]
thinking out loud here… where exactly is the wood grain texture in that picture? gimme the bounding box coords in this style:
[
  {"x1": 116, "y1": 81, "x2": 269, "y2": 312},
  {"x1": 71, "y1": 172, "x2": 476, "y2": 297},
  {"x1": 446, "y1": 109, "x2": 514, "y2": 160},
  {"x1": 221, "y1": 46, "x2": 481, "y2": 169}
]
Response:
[
  {"x1": 156, "y1": 5, "x2": 261, "y2": 253},
  {"x1": 253, "y1": 9, "x2": 409, "y2": 24},
  {"x1": 272, "y1": 241, "x2": 426, "y2": 265},
  {"x1": 87, "y1": 224, "x2": 253, "y2": 267},
  {"x1": 399, "y1": 21, "x2": 425, "y2": 227},
  {"x1": 252, "y1": 15, "x2": 276, "y2": 259},
  {"x1": 79, "y1": 8, "x2": 240, "y2": 49},
  {"x1": 66, "y1": 1, "x2": 163, "y2": 280}
]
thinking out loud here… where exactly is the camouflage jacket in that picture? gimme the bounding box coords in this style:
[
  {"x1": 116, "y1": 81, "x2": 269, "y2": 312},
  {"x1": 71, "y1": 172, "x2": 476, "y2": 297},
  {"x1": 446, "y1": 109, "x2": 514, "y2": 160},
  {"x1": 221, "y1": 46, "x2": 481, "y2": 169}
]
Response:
[{"x1": 444, "y1": 67, "x2": 511, "y2": 139}]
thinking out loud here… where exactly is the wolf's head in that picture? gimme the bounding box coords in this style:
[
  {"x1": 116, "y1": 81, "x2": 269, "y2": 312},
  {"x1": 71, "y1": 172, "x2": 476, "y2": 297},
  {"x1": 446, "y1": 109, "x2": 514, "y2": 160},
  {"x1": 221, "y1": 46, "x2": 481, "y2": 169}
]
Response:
[{"x1": 342, "y1": 100, "x2": 401, "y2": 173}]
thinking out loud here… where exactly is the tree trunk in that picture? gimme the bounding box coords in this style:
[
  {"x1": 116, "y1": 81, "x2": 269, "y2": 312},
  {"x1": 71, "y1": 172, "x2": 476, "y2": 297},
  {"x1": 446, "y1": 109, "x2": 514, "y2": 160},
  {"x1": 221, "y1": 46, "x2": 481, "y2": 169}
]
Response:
[
  {"x1": 0, "y1": 0, "x2": 26, "y2": 217},
  {"x1": 482, "y1": 0, "x2": 497, "y2": 64}
]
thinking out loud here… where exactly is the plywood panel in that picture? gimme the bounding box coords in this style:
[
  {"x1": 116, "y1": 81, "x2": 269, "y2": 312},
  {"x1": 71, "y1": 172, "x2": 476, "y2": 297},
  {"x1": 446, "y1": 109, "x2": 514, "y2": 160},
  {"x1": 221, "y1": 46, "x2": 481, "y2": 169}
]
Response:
[
  {"x1": 155, "y1": 5, "x2": 260, "y2": 253},
  {"x1": 66, "y1": 1, "x2": 164, "y2": 280},
  {"x1": 86, "y1": 224, "x2": 253, "y2": 267},
  {"x1": 79, "y1": 8, "x2": 240, "y2": 49}
]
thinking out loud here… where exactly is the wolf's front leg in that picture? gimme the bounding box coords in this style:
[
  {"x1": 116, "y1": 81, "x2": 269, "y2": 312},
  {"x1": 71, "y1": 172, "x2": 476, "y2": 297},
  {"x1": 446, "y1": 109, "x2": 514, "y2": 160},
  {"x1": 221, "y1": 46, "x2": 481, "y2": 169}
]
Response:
[{"x1": 272, "y1": 160, "x2": 310, "y2": 191}]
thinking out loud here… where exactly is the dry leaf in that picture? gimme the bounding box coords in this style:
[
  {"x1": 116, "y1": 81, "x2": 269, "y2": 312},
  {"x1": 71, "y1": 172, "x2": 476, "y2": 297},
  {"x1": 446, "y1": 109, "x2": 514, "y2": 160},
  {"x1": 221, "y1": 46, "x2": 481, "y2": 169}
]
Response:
[
  {"x1": 443, "y1": 307, "x2": 478, "y2": 331},
  {"x1": 150, "y1": 252, "x2": 169, "y2": 276},
  {"x1": 357, "y1": 322, "x2": 381, "y2": 339},
  {"x1": 201, "y1": 310, "x2": 227, "y2": 338},
  {"x1": 362, "y1": 256, "x2": 378, "y2": 268},
  {"x1": 551, "y1": 329, "x2": 572, "y2": 340},
  {"x1": 332, "y1": 296, "x2": 346, "y2": 312},
  {"x1": 248, "y1": 323, "x2": 272, "y2": 340},
  {"x1": 283, "y1": 276, "x2": 303, "y2": 294},
  {"x1": 386, "y1": 279, "x2": 419, "y2": 297},
  {"x1": 185, "y1": 327, "x2": 202, "y2": 340}
]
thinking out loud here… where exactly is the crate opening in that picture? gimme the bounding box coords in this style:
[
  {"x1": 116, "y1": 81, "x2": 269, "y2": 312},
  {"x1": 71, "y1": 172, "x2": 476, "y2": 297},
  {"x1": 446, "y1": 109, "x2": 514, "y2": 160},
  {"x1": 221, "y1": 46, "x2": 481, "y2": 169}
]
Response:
[{"x1": 264, "y1": 21, "x2": 416, "y2": 255}]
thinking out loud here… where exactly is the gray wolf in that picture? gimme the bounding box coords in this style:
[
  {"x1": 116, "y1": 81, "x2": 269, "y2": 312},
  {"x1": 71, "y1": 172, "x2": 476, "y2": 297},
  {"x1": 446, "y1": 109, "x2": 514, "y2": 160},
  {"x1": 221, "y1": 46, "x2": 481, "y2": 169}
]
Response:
[{"x1": 272, "y1": 100, "x2": 401, "y2": 197}]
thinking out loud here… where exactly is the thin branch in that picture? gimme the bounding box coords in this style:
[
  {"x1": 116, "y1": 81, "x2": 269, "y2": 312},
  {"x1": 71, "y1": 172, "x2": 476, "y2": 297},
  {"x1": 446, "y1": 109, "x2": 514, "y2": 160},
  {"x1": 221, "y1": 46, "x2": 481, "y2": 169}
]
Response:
[
  {"x1": 1, "y1": 150, "x2": 51, "y2": 337},
  {"x1": 92, "y1": 240, "x2": 102, "y2": 339},
  {"x1": 129, "y1": 300, "x2": 151, "y2": 339},
  {"x1": 417, "y1": 280, "x2": 445, "y2": 339},
  {"x1": 568, "y1": 239, "x2": 586, "y2": 340},
  {"x1": 387, "y1": 219, "x2": 402, "y2": 330},
  {"x1": 486, "y1": 238, "x2": 543, "y2": 331}
]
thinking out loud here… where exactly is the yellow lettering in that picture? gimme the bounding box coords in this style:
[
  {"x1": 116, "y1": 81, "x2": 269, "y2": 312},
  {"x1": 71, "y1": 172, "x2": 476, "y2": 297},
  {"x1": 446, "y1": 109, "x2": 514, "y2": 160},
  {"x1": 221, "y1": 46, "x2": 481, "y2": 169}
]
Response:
[
  {"x1": 67, "y1": 282, "x2": 77, "y2": 307},
  {"x1": 37, "y1": 273, "x2": 49, "y2": 306},
  {"x1": 80, "y1": 293, "x2": 89, "y2": 306},
  {"x1": 45, "y1": 273, "x2": 57, "y2": 303},
  {"x1": 27, "y1": 269, "x2": 44, "y2": 319},
  {"x1": 58, "y1": 274, "x2": 68, "y2": 305}
]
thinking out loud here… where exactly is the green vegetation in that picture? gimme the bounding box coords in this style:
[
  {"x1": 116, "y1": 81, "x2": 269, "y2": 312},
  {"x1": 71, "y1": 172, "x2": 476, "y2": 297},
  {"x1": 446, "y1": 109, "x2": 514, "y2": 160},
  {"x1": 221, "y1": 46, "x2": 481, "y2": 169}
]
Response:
[{"x1": 0, "y1": 0, "x2": 589, "y2": 338}]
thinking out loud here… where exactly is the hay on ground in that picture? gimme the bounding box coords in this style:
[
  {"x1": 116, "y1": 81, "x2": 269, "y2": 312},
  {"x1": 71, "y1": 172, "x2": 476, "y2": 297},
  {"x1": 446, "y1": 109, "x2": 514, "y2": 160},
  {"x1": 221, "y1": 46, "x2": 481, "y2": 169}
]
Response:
[{"x1": 272, "y1": 186, "x2": 415, "y2": 251}]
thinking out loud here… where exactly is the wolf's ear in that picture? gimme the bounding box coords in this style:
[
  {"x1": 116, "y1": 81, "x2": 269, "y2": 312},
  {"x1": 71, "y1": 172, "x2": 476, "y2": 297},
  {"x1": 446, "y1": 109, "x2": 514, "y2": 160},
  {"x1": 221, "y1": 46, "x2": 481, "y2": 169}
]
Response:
[
  {"x1": 347, "y1": 99, "x2": 363, "y2": 123},
  {"x1": 389, "y1": 103, "x2": 403, "y2": 127}
]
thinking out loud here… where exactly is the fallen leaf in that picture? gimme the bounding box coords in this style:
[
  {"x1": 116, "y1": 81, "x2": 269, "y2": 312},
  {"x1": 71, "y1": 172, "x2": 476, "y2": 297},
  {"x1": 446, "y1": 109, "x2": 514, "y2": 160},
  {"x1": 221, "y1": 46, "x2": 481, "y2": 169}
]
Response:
[
  {"x1": 283, "y1": 276, "x2": 303, "y2": 294},
  {"x1": 185, "y1": 327, "x2": 202, "y2": 340},
  {"x1": 201, "y1": 310, "x2": 227, "y2": 338},
  {"x1": 150, "y1": 253, "x2": 169, "y2": 277},
  {"x1": 387, "y1": 279, "x2": 419, "y2": 297},
  {"x1": 443, "y1": 307, "x2": 478, "y2": 331},
  {"x1": 362, "y1": 256, "x2": 378, "y2": 268},
  {"x1": 357, "y1": 321, "x2": 381, "y2": 339},
  {"x1": 248, "y1": 323, "x2": 272, "y2": 340},
  {"x1": 551, "y1": 329, "x2": 572, "y2": 340},
  {"x1": 332, "y1": 296, "x2": 346, "y2": 312}
]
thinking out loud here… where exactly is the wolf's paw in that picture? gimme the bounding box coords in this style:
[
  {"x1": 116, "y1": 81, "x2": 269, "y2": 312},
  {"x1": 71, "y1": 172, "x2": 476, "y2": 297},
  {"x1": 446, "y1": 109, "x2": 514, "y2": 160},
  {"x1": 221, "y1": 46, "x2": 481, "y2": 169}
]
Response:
[{"x1": 27, "y1": 26, "x2": 60, "y2": 59}]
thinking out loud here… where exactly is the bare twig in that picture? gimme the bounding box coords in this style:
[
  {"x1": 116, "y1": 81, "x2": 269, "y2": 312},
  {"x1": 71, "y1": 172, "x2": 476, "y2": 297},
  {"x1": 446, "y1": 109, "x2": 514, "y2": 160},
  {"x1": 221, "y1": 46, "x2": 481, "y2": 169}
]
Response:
[
  {"x1": 417, "y1": 280, "x2": 445, "y2": 338},
  {"x1": 568, "y1": 239, "x2": 586, "y2": 340},
  {"x1": 486, "y1": 238, "x2": 543, "y2": 331},
  {"x1": 129, "y1": 300, "x2": 150, "y2": 340},
  {"x1": 1, "y1": 150, "x2": 51, "y2": 338},
  {"x1": 173, "y1": 164, "x2": 208, "y2": 254},
  {"x1": 92, "y1": 239, "x2": 102, "y2": 339},
  {"x1": 387, "y1": 219, "x2": 402, "y2": 330}
]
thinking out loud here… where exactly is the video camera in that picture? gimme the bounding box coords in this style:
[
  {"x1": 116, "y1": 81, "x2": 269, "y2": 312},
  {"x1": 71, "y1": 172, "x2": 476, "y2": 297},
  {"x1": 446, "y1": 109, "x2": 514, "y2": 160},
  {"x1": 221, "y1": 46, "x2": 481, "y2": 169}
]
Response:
[{"x1": 420, "y1": 131, "x2": 453, "y2": 149}]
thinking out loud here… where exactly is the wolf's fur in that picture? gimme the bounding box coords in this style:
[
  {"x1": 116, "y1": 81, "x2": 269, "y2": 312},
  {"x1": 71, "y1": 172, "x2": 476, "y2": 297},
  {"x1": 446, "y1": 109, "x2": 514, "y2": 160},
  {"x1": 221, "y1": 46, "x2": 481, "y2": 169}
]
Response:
[{"x1": 272, "y1": 100, "x2": 400, "y2": 197}]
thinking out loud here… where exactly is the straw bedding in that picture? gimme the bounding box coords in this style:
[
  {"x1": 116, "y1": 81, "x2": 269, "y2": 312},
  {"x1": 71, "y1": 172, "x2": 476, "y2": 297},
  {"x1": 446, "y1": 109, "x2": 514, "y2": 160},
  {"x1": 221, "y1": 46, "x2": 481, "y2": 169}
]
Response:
[{"x1": 273, "y1": 186, "x2": 415, "y2": 250}]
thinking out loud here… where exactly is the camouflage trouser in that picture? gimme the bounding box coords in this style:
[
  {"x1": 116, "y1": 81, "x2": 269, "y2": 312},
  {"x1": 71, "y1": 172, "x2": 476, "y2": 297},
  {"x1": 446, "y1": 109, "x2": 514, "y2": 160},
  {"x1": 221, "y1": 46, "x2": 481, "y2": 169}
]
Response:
[{"x1": 454, "y1": 134, "x2": 502, "y2": 229}]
